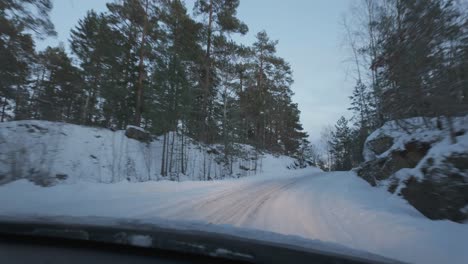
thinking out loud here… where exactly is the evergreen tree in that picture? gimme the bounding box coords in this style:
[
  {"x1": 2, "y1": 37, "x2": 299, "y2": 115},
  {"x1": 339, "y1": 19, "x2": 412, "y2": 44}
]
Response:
[
  {"x1": 0, "y1": 0, "x2": 55, "y2": 122},
  {"x1": 193, "y1": 0, "x2": 248, "y2": 143},
  {"x1": 2, "y1": 0, "x2": 311, "y2": 179},
  {"x1": 348, "y1": 80, "x2": 376, "y2": 164},
  {"x1": 33, "y1": 47, "x2": 84, "y2": 123},
  {"x1": 150, "y1": 0, "x2": 203, "y2": 176},
  {"x1": 346, "y1": 0, "x2": 468, "y2": 147},
  {"x1": 105, "y1": 0, "x2": 163, "y2": 127},
  {"x1": 242, "y1": 31, "x2": 307, "y2": 154},
  {"x1": 70, "y1": 11, "x2": 118, "y2": 125},
  {"x1": 373, "y1": 0, "x2": 467, "y2": 120},
  {"x1": 214, "y1": 38, "x2": 244, "y2": 165},
  {"x1": 330, "y1": 116, "x2": 353, "y2": 170}
]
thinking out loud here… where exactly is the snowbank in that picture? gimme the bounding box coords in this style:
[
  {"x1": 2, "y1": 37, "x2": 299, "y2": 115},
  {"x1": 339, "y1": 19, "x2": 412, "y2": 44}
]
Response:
[{"x1": 0, "y1": 120, "x2": 308, "y2": 185}]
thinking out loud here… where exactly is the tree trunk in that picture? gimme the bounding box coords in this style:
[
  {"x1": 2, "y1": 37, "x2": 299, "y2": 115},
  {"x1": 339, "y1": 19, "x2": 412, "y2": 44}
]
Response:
[
  {"x1": 81, "y1": 92, "x2": 90, "y2": 124},
  {"x1": 180, "y1": 124, "x2": 185, "y2": 175},
  {"x1": 1, "y1": 97, "x2": 6, "y2": 122},
  {"x1": 134, "y1": 0, "x2": 149, "y2": 126},
  {"x1": 161, "y1": 133, "x2": 167, "y2": 176},
  {"x1": 203, "y1": 153, "x2": 206, "y2": 180},
  {"x1": 31, "y1": 67, "x2": 46, "y2": 119},
  {"x1": 446, "y1": 116, "x2": 457, "y2": 144},
  {"x1": 223, "y1": 87, "x2": 228, "y2": 160},
  {"x1": 165, "y1": 132, "x2": 170, "y2": 177},
  {"x1": 202, "y1": 0, "x2": 214, "y2": 143},
  {"x1": 13, "y1": 85, "x2": 20, "y2": 120},
  {"x1": 169, "y1": 130, "x2": 176, "y2": 177},
  {"x1": 82, "y1": 70, "x2": 99, "y2": 125},
  {"x1": 66, "y1": 99, "x2": 73, "y2": 121}
]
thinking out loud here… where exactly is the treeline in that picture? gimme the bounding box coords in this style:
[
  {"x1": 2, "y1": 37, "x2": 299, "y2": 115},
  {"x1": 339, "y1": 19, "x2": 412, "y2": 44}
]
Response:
[
  {"x1": 1, "y1": 0, "x2": 311, "y2": 172},
  {"x1": 324, "y1": 0, "x2": 468, "y2": 171}
]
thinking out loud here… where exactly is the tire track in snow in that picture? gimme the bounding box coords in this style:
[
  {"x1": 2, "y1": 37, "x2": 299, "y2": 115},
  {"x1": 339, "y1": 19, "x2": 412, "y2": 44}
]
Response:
[
  {"x1": 161, "y1": 176, "x2": 308, "y2": 226},
  {"x1": 204, "y1": 177, "x2": 306, "y2": 225}
]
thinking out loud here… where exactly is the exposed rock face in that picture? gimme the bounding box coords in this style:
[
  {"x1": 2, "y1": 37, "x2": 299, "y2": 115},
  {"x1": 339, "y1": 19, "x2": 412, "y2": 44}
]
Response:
[
  {"x1": 402, "y1": 152, "x2": 468, "y2": 221},
  {"x1": 357, "y1": 141, "x2": 430, "y2": 185},
  {"x1": 402, "y1": 174, "x2": 468, "y2": 222},
  {"x1": 367, "y1": 136, "x2": 394, "y2": 155},
  {"x1": 125, "y1": 126, "x2": 151, "y2": 142},
  {"x1": 356, "y1": 158, "x2": 385, "y2": 186},
  {"x1": 357, "y1": 116, "x2": 468, "y2": 222},
  {"x1": 446, "y1": 153, "x2": 468, "y2": 171},
  {"x1": 398, "y1": 162, "x2": 467, "y2": 222}
]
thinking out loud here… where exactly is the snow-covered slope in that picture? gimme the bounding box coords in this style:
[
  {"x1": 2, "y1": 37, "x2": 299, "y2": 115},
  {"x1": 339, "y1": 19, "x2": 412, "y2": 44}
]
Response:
[{"x1": 0, "y1": 120, "x2": 305, "y2": 185}]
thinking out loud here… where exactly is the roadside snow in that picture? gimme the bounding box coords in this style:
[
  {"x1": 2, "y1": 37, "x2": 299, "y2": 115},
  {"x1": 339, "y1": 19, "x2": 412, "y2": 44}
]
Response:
[
  {"x1": 0, "y1": 120, "x2": 303, "y2": 183},
  {"x1": 0, "y1": 170, "x2": 467, "y2": 264}
]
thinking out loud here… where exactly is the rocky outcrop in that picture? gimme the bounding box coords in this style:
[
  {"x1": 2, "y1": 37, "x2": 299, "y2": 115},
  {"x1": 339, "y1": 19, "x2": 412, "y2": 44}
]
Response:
[
  {"x1": 367, "y1": 136, "x2": 393, "y2": 155},
  {"x1": 402, "y1": 152, "x2": 468, "y2": 221},
  {"x1": 402, "y1": 173, "x2": 468, "y2": 222},
  {"x1": 125, "y1": 126, "x2": 151, "y2": 142},
  {"x1": 357, "y1": 140, "x2": 431, "y2": 185},
  {"x1": 357, "y1": 116, "x2": 468, "y2": 222}
]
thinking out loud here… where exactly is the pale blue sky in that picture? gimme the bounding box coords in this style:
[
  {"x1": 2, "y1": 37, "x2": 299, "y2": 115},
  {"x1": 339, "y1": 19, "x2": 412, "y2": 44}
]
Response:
[{"x1": 39, "y1": 0, "x2": 355, "y2": 143}]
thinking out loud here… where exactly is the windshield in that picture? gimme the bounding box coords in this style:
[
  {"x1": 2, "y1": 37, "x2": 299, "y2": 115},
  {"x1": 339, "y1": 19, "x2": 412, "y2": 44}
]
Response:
[{"x1": 0, "y1": 1, "x2": 467, "y2": 264}]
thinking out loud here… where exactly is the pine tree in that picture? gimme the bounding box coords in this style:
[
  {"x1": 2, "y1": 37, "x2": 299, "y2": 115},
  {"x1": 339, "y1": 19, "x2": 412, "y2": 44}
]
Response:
[
  {"x1": 373, "y1": 0, "x2": 467, "y2": 121},
  {"x1": 106, "y1": 0, "x2": 162, "y2": 127},
  {"x1": 1, "y1": 0, "x2": 312, "y2": 179},
  {"x1": 330, "y1": 116, "x2": 353, "y2": 170},
  {"x1": 348, "y1": 80, "x2": 376, "y2": 164},
  {"x1": 70, "y1": 11, "x2": 112, "y2": 125},
  {"x1": 150, "y1": 0, "x2": 203, "y2": 176},
  {"x1": 214, "y1": 38, "x2": 243, "y2": 166},
  {"x1": 0, "y1": 0, "x2": 55, "y2": 122},
  {"x1": 1, "y1": 0, "x2": 55, "y2": 38},
  {"x1": 34, "y1": 46, "x2": 84, "y2": 123},
  {"x1": 193, "y1": 0, "x2": 248, "y2": 143},
  {"x1": 241, "y1": 31, "x2": 307, "y2": 154},
  {"x1": 346, "y1": 0, "x2": 468, "y2": 146}
]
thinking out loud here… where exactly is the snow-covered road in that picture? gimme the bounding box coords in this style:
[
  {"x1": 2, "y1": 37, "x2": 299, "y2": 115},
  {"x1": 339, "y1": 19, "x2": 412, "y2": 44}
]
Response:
[
  {"x1": 145, "y1": 174, "x2": 308, "y2": 225},
  {"x1": 1, "y1": 170, "x2": 468, "y2": 264}
]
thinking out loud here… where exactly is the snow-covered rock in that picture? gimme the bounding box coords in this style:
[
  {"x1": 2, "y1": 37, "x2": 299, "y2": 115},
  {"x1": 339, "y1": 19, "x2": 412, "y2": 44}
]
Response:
[
  {"x1": 0, "y1": 120, "x2": 305, "y2": 185},
  {"x1": 357, "y1": 116, "x2": 468, "y2": 222},
  {"x1": 125, "y1": 125, "x2": 151, "y2": 142}
]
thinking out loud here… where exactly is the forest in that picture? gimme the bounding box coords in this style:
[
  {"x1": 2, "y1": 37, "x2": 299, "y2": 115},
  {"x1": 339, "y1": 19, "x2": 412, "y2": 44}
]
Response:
[
  {"x1": 1, "y1": 0, "x2": 467, "y2": 173},
  {"x1": 1, "y1": 0, "x2": 310, "y2": 175},
  {"x1": 323, "y1": 0, "x2": 468, "y2": 171}
]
